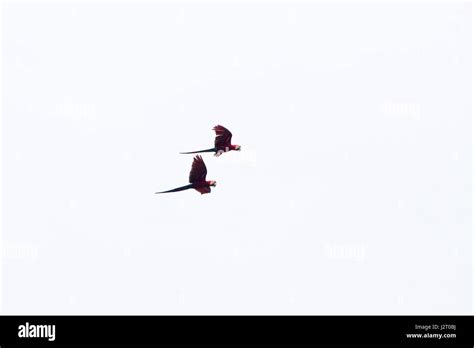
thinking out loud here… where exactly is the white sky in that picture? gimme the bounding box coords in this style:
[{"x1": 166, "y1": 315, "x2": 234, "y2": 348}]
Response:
[{"x1": 1, "y1": 2, "x2": 472, "y2": 314}]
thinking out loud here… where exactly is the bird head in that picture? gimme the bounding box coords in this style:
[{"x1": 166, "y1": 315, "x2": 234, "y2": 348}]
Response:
[
  {"x1": 235, "y1": 145, "x2": 241, "y2": 151},
  {"x1": 210, "y1": 181, "x2": 217, "y2": 187}
]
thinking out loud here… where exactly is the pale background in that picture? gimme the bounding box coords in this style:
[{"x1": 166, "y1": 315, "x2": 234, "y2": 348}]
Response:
[{"x1": 1, "y1": 2, "x2": 472, "y2": 314}]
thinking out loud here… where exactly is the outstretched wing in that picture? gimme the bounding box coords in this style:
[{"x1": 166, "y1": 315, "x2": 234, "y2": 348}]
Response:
[
  {"x1": 189, "y1": 155, "x2": 207, "y2": 183},
  {"x1": 213, "y1": 125, "x2": 232, "y2": 148}
]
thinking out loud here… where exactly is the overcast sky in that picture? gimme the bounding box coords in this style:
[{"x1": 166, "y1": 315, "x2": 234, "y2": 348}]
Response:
[{"x1": 2, "y1": 2, "x2": 472, "y2": 314}]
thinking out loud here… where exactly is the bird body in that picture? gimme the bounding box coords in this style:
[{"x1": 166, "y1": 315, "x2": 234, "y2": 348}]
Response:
[
  {"x1": 180, "y1": 125, "x2": 241, "y2": 157},
  {"x1": 155, "y1": 155, "x2": 216, "y2": 195}
]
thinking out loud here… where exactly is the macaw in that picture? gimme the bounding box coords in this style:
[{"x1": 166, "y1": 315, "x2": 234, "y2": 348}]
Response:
[
  {"x1": 180, "y1": 125, "x2": 241, "y2": 157},
  {"x1": 155, "y1": 155, "x2": 216, "y2": 195}
]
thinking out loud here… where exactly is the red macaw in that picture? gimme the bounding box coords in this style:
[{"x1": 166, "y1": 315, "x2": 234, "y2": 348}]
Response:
[
  {"x1": 155, "y1": 155, "x2": 216, "y2": 195},
  {"x1": 180, "y1": 125, "x2": 241, "y2": 157}
]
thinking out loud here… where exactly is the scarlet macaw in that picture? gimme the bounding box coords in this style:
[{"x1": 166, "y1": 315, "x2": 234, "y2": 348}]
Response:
[
  {"x1": 155, "y1": 155, "x2": 216, "y2": 195},
  {"x1": 180, "y1": 125, "x2": 241, "y2": 157}
]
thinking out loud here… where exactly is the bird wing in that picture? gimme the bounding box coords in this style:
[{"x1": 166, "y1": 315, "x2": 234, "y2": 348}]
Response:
[
  {"x1": 189, "y1": 155, "x2": 207, "y2": 183},
  {"x1": 196, "y1": 186, "x2": 211, "y2": 194},
  {"x1": 213, "y1": 125, "x2": 232, "y2": 148}
]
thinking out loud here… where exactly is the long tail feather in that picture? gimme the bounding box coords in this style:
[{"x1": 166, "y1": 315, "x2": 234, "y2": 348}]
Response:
[
  {"x1": 155, "y1": 183, "x2": 193, "y2": 194},
  {"x1": 180, "y1": 148, "x2": 215, "y2": 154}
]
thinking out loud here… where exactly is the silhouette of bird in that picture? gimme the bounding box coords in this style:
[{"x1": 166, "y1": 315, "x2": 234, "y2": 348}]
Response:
[
  {"x1": 155, "y1": 155, "x2": 216, "y2": 195},
  {"x1": 180, "y1": 125, "x2": 241, "y2": 157}
]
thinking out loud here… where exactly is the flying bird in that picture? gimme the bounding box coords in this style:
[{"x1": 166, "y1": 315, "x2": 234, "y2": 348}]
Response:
[
  {"x1": 155, "y1": 155, "x2": 216, "y2": 195},
  {"x1": 180, "y1": 125, "x2": 241, "y2": 157}
]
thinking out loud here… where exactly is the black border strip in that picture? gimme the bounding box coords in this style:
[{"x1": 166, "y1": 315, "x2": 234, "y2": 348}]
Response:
[{"x1": 0, "y1": 315, "x2": 472, "y2": 346}]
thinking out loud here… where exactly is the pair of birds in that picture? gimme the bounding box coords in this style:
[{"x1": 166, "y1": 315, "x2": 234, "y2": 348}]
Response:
[{"x1": 155, "y1": 125, "x2": 241, "y2": 195}]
